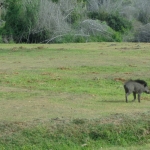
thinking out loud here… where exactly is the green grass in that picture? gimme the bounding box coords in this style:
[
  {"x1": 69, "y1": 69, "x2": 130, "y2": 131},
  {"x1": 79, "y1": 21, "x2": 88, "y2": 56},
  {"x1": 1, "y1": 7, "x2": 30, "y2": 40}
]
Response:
[
  {"x1": 0, "y1": 43, "x2": 150, "y2": 149},
  {"x1": 0, "y1": 114, "x2": 150, "y2": 149}
]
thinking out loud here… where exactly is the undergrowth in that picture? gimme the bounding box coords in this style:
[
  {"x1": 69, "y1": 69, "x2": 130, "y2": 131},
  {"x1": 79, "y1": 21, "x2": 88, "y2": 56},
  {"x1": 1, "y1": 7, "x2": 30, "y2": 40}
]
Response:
[{"x1": 0, "y1": 113, "x2": 150, "y2": 149}]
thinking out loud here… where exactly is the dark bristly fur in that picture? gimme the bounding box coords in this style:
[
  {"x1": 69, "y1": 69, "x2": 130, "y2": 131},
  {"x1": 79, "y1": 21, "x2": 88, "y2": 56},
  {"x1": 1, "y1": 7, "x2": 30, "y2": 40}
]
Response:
[{"x1": 134, "y1": 79, "x2": 147, "y2": 87}]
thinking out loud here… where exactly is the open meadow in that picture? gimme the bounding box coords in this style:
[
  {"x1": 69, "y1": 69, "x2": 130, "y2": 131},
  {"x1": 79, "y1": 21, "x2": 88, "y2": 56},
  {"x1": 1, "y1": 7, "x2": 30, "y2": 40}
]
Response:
[{"x1": 0, "y1": 42, "x2": 150, "y2": 149}]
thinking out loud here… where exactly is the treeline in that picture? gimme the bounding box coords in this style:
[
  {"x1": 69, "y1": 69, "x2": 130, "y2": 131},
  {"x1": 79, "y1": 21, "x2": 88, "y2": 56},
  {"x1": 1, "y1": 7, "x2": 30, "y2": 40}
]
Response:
[{"x1": 0, "y1": 0, "x2": 150, "y2": 43}]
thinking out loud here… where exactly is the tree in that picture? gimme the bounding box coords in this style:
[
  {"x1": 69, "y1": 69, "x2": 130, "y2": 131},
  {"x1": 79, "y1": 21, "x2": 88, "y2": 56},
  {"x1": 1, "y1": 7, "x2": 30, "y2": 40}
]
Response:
[{"x1": 2, "y1": 0, "x2": 38, "y2": 43}]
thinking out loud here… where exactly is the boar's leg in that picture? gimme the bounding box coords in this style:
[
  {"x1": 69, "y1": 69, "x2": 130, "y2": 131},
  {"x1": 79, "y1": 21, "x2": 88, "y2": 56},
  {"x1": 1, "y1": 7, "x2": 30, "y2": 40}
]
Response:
[
  {"x1": 138, "y1": 94, "x2": 141, "y2": 103},
  {"x1": 125, "y1": 94, "x2": 128, "y2": 103},
  {"x1": 132, "y1": 92, "x2": 136, "y2": 102},
  {"x1": 125, "y1": 93, "x2": 130, "y2": 103},
  {"x1": 124, "y1": 86, "x2": 131, "y2": 103}
]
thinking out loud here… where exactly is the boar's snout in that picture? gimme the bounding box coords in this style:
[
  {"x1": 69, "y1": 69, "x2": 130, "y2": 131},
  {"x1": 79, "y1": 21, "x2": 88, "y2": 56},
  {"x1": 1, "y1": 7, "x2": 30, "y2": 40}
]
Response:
[{"x1": 145, "y1": 86, "x2": 150, "y2": 94}]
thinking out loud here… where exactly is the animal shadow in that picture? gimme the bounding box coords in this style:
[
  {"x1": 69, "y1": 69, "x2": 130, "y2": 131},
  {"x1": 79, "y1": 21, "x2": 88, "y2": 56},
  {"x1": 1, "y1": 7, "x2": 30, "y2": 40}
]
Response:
[{"x1": 99, "y1": 100, "x2": 127, "y2": 103}]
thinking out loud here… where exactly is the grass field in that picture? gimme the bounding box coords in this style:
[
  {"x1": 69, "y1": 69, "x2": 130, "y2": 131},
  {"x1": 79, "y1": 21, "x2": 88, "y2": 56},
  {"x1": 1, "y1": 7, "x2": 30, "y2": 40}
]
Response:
[{"x1": 0, "y1": 42, "x2": 150, "y2": 149}]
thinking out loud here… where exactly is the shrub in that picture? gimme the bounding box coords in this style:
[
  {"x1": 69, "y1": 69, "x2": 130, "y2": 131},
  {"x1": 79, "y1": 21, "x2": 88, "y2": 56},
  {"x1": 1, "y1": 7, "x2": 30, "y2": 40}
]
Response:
[
  {"x1": 67, "y1": 10, "x2": 82, "y2": 24},
  {"x1": 3, "y1": 0, "x2": 39, "y2": 43},
  {"x1": 134, "y1": 23, "x2": 150, "y2": 42},
  {"x1": 106, "y1": 14, "x2": 132, "y2": 33},
  {"x1": 88, "y1": 12, "x2": 132, "y2": 33},
  {"x1": 53, "y1": 34, "x2": 87, "y2": 43},
  {"x1": 51, "y1": 0, "x2": 59, "y2": 3},
  {"x1": 0, "y1": 35, "x2": 3, "y2": 43}
]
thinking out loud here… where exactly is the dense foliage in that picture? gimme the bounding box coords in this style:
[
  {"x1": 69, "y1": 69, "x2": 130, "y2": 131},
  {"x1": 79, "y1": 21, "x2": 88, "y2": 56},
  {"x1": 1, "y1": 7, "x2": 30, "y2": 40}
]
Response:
[
  {"x1": 88, "y1": 11, "x2": 132, "y2": 33},
  {"x1": 0, "y1": 0, "x2": 150, "y2": 43}
]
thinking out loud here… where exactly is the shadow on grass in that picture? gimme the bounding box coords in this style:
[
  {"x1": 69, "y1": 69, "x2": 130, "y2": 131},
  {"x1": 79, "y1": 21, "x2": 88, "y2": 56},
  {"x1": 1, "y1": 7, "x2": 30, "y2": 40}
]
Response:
[{"x1": 99, "y1": 100, "x2": 127, "y2": 103}]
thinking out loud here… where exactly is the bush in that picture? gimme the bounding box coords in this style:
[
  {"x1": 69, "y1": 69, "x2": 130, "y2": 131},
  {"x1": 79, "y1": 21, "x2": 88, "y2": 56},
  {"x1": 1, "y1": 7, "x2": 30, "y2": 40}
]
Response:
[
  {"x1": 88, "y1": 12, "x2": 132, "y2": 33},
  {"x1": 138, "y1": 11, "x2": 150, "y2": 24},
  {"x1": 67, "y1": 10, "x2": 82, "y2": 24},
  {"x1": 51, "y1": 0, "x2": 59, "y2": 2},
  {"x1": 3, "y1": 0, "x2": 39, "y2": 43},
  {"x1": 27, "y1": 30, "x2": 50, "y2": 43},
  {"x1": 134, "y1": 23, "x2": 150, "y2": 42},
  {"x1": 3, "y1": 0, "x2": 25, "y2": 41},
  {"x1": 53, "y1": 34, "x2": 87, "y2": 43},
  {"x1": 106, "y1": 14, "x2": 132, "y2": 33},
  {"x1": 0, "y1": 35, "x2": 3, "y2": 43}
]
